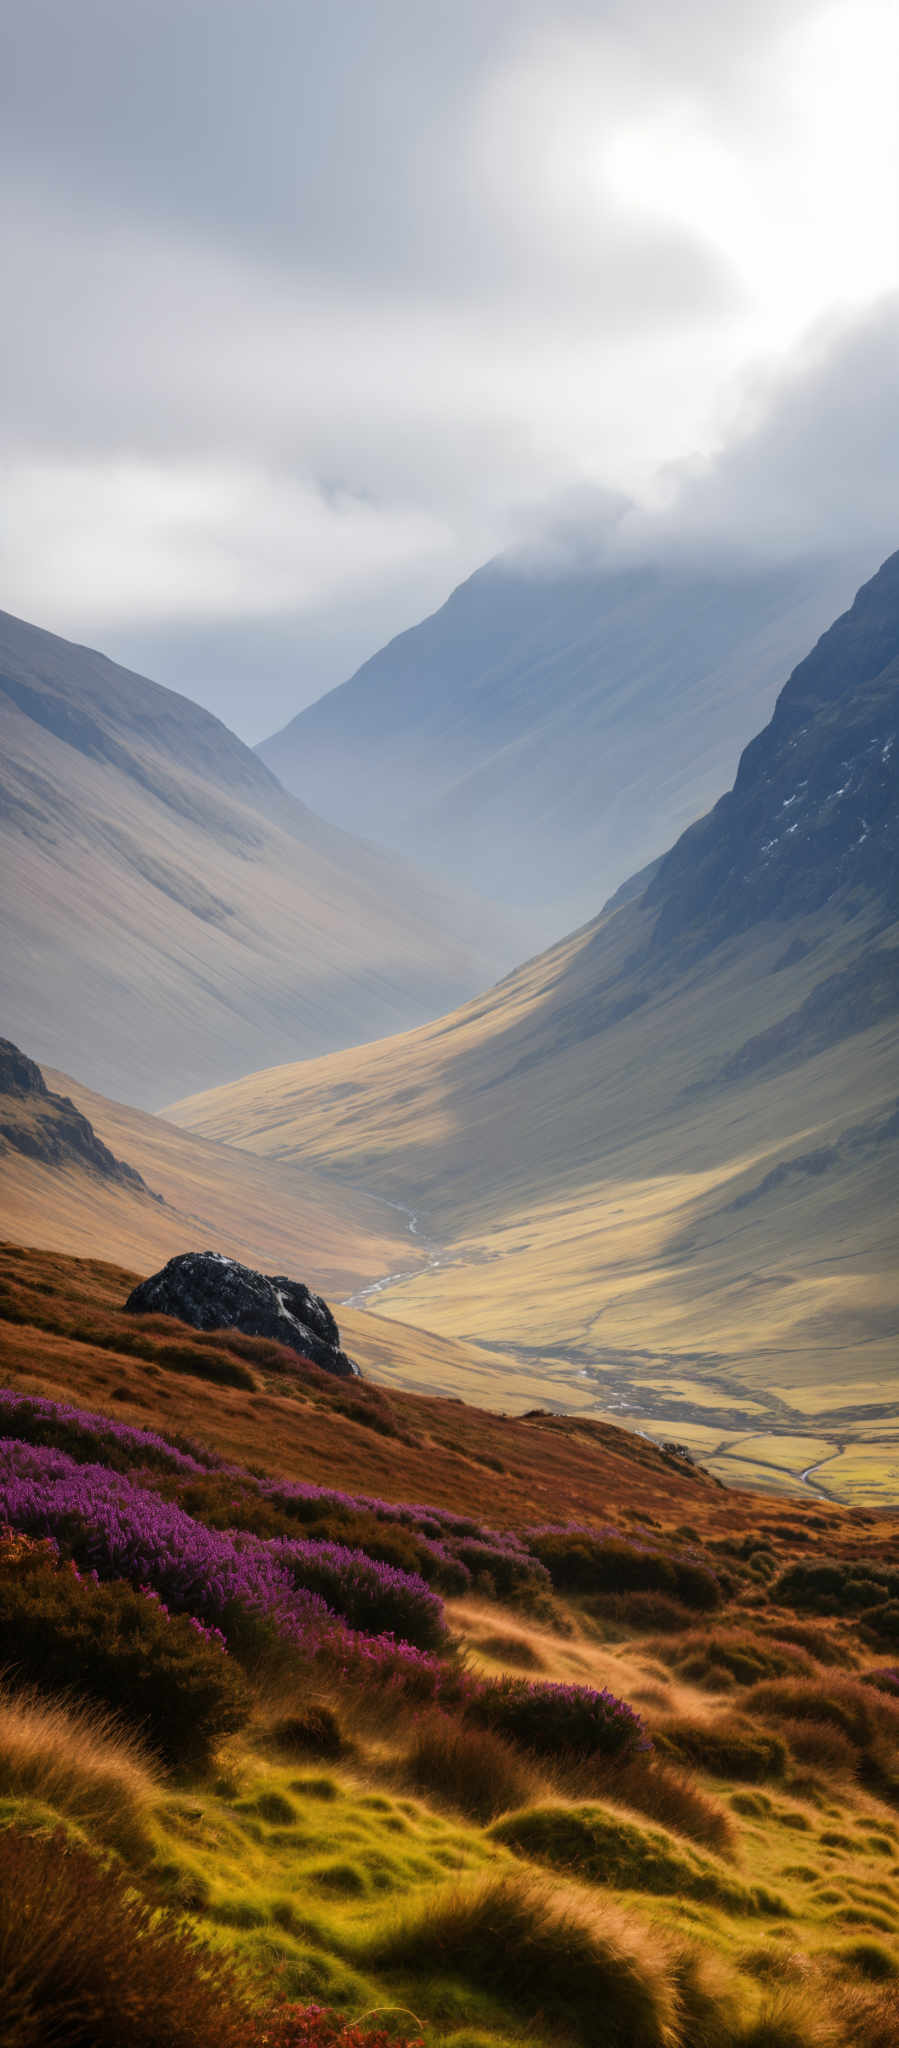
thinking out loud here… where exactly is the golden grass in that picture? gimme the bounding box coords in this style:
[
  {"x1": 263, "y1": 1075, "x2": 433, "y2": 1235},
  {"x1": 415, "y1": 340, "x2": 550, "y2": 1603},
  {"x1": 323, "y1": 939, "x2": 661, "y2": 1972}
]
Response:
[
  {"x1": 0, "y1": 1683, "x2": 161, "y2": 1857},
  {"x1": 167, "y1": 900, "x2": 899, "y2": 1500}
]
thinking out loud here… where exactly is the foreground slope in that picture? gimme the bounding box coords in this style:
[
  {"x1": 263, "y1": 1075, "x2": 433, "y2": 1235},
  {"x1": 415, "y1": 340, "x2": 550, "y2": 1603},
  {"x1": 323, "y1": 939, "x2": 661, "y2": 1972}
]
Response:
[
  {"x1": 4, "y1": 1243, "x2": 899, "y2": 2048},
  {"x1": 0, "y1": 608, "x2": 503, "y2": 1104},
  {"x1": 174, "y1": 555, "x2": 899, "y2": 1497},
  {"x1": 260, "y1": 548, "x2": 864, "y2": 941},
  {"x1": 0, "y1": 1043, "x2": 543, "y2": 1399}
]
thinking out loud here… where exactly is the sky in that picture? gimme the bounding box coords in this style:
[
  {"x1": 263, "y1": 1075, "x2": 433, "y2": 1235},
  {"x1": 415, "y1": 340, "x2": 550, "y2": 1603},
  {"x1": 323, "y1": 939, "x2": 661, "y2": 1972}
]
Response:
[{"x1": 1, "y1": 0, "x2": 898, "y2": 740}]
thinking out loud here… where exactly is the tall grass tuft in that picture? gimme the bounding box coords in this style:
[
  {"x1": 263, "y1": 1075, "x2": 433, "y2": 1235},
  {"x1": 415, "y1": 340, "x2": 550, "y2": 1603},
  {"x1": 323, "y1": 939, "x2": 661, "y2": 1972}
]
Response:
[
  {"x1": 0, "y1": 1826, "x2": 249, "y2": 2047},
  {"x1": 367, "y1": 1870, "x2": 682, "y2": 2048},
  {"x1": 403, "y1": 1712, "x2": 538, "y2": 1822},
  {"x1": 0, "y1": 1684, "x2": 160, "y2": 1858}
]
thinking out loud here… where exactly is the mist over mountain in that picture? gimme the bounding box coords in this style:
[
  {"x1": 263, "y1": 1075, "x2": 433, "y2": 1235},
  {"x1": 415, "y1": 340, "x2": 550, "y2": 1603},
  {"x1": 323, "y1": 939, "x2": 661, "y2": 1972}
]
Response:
[
  {"x1": 182, "y1": 554, "x2": 899, "y2": 1474},
  {"x1": 0, "y1": 608, "x2": 506, "y2": 1105},
  {"x1": 258, "y1": 546, "x2": 866, "y2": 944}
]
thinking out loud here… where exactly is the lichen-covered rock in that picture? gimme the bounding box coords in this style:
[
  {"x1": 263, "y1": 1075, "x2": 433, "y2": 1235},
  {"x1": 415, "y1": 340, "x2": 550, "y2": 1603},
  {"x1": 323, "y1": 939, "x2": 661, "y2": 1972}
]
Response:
[{"x1": 124, "y1": 1251, "x2": 360, "y2": 1378}]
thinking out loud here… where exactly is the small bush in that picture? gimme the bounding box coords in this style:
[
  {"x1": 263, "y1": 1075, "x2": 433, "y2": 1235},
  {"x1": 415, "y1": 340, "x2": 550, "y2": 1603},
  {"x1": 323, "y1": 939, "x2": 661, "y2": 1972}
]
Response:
[
  {"x1": 404, "y1": 1713, "x2": 536, "y2": 1822},
  {"x1": 529, "y1": 1529, "x2": 720, "y2": 1612},
  {"x1": 774, "y1": 1560, "x2": 898, "y2": 1617},
  {"x1": 468, "y1": 1674, "x2": 648, "y2": 1763},
  {"x1": 0, "y1": 1826, "x2": 248, "y2": 2047},
  {"x1": 657, "y1": 1716, "x2": 788, "y2": 1783},
  {"x1": 0, "y1": 1684, "x2": 160, "y2": 1858},
  {"x1": 776, "y1": 1717, "x2": 857, "y2": 1777},
  {"x1": 661, "y1": 1632, "x2": 813, "y2": 1691},
  {"x1": 270, "y1": 1704, "x2": 344, "y2": 1760},
  {"x1": 267, "y1": 1537, "x2": 445, "y2": 1651},
  {"x1": 861, "y1": 1603, "x2": 899, "y2": 1645},
  {"x1": 588, "y1": 1591, "x2": 697, "y2": 1634},
  {"x1": 863, "y1": 1668, "x2": 899, "y2": 1699},
  {"x1": 744, "y1": 1677, "x2": 898, "y2": 1755},
  {"x1": 0, "y1": 1541, "x2": 248, "y2": 1767}
]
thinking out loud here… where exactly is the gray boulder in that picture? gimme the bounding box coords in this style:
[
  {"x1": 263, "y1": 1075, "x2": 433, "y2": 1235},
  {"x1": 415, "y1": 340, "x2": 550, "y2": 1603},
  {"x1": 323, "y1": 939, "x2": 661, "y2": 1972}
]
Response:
[{"x1": 124, "y1": 1251, "x2": 360, "y2": 1378}]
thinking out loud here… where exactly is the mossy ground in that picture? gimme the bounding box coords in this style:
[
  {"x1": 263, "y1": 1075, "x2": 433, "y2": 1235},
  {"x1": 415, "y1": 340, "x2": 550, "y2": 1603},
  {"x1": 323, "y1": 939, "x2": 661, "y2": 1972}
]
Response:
[{"x1": 5, "y1": 1249, "x2": 899, "y2": 2046}]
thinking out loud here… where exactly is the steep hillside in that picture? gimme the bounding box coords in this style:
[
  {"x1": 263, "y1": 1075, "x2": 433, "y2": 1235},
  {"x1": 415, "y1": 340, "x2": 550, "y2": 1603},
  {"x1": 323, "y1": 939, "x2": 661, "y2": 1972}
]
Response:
[
  {"x1": 0, "y1": 1038, "x2": 154, "y2": 1197},
  {"x1": 4, "y1": 1244, "x2": 899, "y2": 2048},
  {"x1": 0, "y1": 608, "x2": 504, "y2": 1105},
  {"x1": 259, "y1": 548, "x2": 864, "y2": 941},
  {"x1": 0, "y1": 1047, "x2": 542, "y2": 1399},
  {"x1": 0, "y1": 1041, "x2": 417, "y2": 1303},
  {"x1": 174, "y1": 555, "x2": 899, "y2": 1500}
]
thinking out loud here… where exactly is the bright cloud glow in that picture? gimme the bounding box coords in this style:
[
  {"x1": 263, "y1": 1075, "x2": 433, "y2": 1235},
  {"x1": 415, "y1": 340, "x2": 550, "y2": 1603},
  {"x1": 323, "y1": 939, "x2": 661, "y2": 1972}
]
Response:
[{"x1": 1, "y1": 0, "x2": 898, "y2": 732}]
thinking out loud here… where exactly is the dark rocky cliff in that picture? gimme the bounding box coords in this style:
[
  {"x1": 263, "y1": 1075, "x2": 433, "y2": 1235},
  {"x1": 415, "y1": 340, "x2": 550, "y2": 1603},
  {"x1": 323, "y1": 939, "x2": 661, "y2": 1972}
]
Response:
[
  {"x1": 646, "y1": 550, "x2": 899, "y2": 947},
  {"x1": 0, "y1": 1038, "x2": 156, "y2": 1194}
]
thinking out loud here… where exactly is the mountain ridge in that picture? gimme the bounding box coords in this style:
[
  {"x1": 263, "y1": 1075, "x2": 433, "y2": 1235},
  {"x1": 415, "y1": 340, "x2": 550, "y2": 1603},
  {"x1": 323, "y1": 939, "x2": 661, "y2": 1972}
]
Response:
[
  {"x1": 259, "y1": 546, "x2": 868, "y2": 940},
  {"x1": 0, "y1": 606, "x2": 507, "y2": 1104},
  {"x1": 173, "y1": 553, "x2": 899, "y2": 1498}
]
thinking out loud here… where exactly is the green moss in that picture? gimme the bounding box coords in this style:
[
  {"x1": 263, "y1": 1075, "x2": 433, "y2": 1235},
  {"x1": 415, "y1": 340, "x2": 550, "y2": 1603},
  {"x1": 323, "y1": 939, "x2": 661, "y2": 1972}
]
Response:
[{"x1": 490, "y1": 1801, "x2": 765, "y2": 1915}]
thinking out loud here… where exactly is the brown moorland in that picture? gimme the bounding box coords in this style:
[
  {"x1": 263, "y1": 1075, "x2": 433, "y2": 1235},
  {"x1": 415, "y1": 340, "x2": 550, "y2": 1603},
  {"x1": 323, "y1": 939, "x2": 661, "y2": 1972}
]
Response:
[{"x1": 5, "y1": 1243, "x2": 899, "y2": 2047}]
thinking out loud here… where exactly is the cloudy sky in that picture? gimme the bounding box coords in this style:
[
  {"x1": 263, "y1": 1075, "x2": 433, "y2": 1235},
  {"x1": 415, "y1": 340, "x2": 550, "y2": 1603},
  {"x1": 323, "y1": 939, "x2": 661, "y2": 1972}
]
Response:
[{"x1": 2, "y1": 0, "x2": 898, "y2": 738}]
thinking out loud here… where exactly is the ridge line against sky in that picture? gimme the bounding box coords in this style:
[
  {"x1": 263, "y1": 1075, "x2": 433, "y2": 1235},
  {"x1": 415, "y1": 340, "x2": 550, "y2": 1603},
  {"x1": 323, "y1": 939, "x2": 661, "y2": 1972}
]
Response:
[{"x1": 2, "y1": 0, "x2": 898, "y2": 738}]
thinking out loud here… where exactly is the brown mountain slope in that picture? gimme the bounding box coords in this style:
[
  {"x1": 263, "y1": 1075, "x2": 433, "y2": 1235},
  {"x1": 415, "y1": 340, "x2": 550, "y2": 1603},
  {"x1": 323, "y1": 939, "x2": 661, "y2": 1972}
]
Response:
[
  {"x1": 0, "y1": 1051, "x2": 539, "y2": 1401},
  {"x1": 0, "y1": 607, "x2": 505, "y2": 1106},
  {"x1": 170, "y1": 559, "x2": 899, "y2": 1501}
]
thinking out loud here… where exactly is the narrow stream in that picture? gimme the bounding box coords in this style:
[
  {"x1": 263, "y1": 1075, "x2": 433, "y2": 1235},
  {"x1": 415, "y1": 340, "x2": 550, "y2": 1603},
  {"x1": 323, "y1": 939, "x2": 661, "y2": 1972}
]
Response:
[
  {"x1": 341, "y1": 1198, "x2": 445, "y2": 1310},
  {"x1": 342, "y1": 1193, "x2": 843, "y2": 1499}
]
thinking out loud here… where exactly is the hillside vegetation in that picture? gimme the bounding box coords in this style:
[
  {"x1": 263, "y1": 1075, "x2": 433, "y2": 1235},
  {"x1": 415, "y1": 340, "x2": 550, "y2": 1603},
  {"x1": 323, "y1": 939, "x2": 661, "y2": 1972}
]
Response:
[{"x1": 3, "y1": 1244, "x2": 899, "y2": 2046}]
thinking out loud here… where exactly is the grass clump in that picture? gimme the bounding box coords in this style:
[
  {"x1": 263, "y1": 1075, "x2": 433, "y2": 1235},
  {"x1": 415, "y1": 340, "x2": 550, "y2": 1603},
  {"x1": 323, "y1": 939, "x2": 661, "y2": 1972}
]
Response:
[
  {"x1": 0, "y1": 1684, "x2": 160, "y2": 1859},
  {"x1": 367, "y1": 1870, "x2": 682, "y2": 2048},
  {"x1": 579, "y1": 1753, "x2": 736, "y2": 1857},
  {"x1": 491, "y1": 1800, "x2": 761, "y2": 1914},
  {"x1": 657, "y1": 1716, "x2": 788, "y2": 1784},
  {"x1": 659, "y1": 1631, "x2": 814, "y2": 1691},
  {"x1": 403, "y1": 1712, "x2": 537, "y2": 1823},
  {"x1": 269, "y1": 1704, "x2": 345, "y2": 1761},
  {"x1": 0, "y1": 1825, "x2": 249, "y2": 2047}
]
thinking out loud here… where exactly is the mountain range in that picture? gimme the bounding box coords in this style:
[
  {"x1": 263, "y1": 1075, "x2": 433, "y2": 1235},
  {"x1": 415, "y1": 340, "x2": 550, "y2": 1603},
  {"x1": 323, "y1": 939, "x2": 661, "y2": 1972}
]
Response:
[
  {"x1": 173, "y1": 551, "x2": 899, "y2": 1503},
  {"x1": 259, "y1": 547, "x2": 867, "y2": 943},
  {"x1": 0, "y1": 607, "x2": 506, "y2": 1105}
]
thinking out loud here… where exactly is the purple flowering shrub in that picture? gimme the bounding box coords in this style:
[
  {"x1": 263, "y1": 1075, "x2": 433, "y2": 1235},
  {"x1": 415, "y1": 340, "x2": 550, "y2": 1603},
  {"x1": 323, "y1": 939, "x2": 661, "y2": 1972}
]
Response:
[
  {"x1": 0, "y1": 1440, "x2": 443, "y2": 1652},
  {"x1": 263, "y1": 1535, "x2": 445, "y2": 1648},
  {"x1": 466, "y1": 1672, "x2": 649, "y2": 1763},
  {"x1": 0, "y1": 1392, "x2": 650, "y2": 1771},
  {"x1": 0, "y1": 1531, "x2": 248, "y2": 1766},
  {"x1": 0, "y1": 1389, "x2": 208, "y2": 1477}
]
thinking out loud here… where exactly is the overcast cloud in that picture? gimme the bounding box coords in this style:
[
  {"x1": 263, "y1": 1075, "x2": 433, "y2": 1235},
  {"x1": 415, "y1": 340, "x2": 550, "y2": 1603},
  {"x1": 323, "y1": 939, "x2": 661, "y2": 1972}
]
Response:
[{"x1": 2, "y1": 0, "x2": 898, "y2": 736}]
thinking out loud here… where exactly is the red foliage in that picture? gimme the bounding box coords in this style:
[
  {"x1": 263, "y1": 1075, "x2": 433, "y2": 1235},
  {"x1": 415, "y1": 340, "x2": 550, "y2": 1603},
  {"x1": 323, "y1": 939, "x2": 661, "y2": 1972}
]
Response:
[{"x1": 253, "y1": 2008, "x2": 424, "y2": 2048}]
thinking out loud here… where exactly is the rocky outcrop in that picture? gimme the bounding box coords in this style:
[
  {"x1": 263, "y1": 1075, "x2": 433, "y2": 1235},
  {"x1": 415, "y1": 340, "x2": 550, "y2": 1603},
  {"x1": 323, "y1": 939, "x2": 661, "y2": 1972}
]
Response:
[
  {"x1": 647, "y1": 549, "x2": 899, "y2": 947},
  {"x1": 124, "y1": 1251, "x2": 360, "y2": 1378},
  {"x1": 0, "y1": 1037, "x2": 156, "y2": 1194}
]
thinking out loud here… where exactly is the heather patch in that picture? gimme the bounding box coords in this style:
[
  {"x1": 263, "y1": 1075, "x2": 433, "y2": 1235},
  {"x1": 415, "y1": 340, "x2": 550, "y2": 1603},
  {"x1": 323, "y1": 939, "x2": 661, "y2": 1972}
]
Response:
[{"x1": 0, "y1": 1388, "x2": 210, "y2": 1476}]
